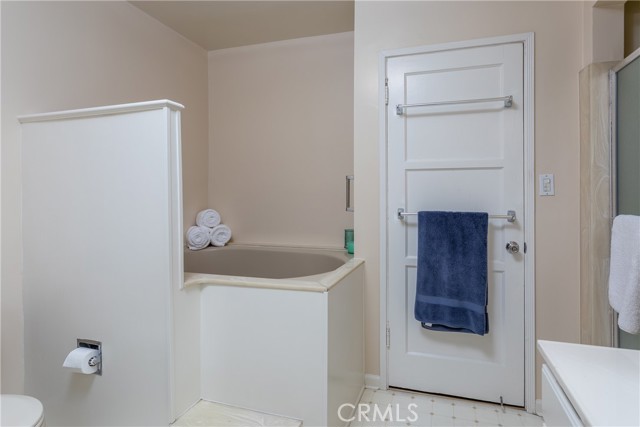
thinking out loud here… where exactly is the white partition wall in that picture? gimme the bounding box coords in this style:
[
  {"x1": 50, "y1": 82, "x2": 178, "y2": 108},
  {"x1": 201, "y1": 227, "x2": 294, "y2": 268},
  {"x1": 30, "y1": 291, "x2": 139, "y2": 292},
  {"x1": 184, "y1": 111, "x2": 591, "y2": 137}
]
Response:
[{"x1": 20, "y1": 100, "x2": 185, "y2": 426}]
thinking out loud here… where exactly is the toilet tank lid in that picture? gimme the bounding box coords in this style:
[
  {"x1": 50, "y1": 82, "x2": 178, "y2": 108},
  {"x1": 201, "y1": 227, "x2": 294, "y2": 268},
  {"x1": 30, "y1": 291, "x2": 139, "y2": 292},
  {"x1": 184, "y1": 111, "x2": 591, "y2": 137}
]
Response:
[{"x1": 1, "y1": 394, "x2": 44, "y2": 426}]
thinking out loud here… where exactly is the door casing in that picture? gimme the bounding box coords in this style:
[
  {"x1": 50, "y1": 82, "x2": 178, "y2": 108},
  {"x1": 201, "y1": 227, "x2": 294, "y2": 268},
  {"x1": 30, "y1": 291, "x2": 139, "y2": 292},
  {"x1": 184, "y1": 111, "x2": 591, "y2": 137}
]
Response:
[{"x1": 378, "y1": 32, "x2": 536, "y2": 412}]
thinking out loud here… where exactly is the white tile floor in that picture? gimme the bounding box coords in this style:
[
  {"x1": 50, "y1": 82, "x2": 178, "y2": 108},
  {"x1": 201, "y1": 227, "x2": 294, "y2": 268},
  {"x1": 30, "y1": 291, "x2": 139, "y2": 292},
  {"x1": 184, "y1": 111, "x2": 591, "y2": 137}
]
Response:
[
  {"x1": 349, "y1": 389, "x2": 543, "y2": 427},
  {"x1": 171, "y1": 389, "x2": 543, "y2": 427},
  {"x1": 172, "y1": 400, "x2": 302, "y2": 427}
]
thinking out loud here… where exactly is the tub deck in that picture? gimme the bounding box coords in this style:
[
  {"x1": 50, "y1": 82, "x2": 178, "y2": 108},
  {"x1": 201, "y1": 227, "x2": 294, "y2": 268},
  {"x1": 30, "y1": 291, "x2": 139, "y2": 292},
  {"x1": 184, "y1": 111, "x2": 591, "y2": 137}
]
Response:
[{"x1": 184, "y1": 245, "x2": 364, "y2": 292}]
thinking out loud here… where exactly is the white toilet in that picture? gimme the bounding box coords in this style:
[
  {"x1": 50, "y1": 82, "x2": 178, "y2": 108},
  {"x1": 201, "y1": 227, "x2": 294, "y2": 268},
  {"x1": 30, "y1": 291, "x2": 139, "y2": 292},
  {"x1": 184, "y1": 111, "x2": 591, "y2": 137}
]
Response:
[{"x1": 0, "y1": 395, "x2": 45, "y2": 427}]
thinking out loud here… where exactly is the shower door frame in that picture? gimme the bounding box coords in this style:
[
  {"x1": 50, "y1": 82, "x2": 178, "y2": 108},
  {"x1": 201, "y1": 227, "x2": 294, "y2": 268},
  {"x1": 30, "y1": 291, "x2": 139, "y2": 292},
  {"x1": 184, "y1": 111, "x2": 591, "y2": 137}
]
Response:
[
  {"x1": 609, "y1": 46, "x2": 640, "y2": 349},
  {"x1": 378, "y1": 32, "x2": 536, "y2": 413}
]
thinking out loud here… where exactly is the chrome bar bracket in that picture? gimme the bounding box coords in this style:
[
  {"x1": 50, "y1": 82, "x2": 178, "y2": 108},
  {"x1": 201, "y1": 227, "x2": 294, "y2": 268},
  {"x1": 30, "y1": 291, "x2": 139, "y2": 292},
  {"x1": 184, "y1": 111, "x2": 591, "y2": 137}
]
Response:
[{"x1": 504, "y1": 95, "x2": 513, "y2": 108}]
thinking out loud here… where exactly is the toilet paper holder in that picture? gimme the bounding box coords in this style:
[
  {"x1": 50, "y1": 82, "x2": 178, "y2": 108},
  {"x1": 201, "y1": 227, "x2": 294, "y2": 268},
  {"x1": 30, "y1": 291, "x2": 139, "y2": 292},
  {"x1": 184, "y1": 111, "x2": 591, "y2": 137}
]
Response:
[{"x1": 77, "y1": 339, "x2": 102, "y2": 375}]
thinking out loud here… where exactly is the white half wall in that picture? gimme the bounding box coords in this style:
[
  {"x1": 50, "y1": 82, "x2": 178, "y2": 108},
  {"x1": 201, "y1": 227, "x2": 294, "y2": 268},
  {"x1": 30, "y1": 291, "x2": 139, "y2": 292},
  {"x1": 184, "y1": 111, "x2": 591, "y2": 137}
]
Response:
[
  {"x1": 1, "y1": 1, "x2": 208, "y2": 397},
  {"x1": 21, "y1": 104, "x2": 182, "y2": 425}
]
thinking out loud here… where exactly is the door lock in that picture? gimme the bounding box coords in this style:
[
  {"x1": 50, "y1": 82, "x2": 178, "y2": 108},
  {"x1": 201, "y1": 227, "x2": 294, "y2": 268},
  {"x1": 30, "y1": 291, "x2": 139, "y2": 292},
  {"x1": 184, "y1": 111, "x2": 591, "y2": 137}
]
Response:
[{"x1": 506, "y1": 241, "x2": 520, "y2": 254}]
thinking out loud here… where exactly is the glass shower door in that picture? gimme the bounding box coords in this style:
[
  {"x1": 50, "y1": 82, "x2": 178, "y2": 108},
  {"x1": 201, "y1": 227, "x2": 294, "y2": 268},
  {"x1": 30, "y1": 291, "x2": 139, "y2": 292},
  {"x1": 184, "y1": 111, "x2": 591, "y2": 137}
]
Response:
[{"x1": 613, "y1": 49, "x2": 640, "y2": 349}]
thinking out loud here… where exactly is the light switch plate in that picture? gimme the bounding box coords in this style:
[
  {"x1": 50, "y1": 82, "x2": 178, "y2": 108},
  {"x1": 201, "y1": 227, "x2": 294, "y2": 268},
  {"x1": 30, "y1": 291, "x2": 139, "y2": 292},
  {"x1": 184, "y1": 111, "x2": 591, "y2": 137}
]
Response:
[{"x1": 539, "y1": 173, "x2": 555, "y2": 196}]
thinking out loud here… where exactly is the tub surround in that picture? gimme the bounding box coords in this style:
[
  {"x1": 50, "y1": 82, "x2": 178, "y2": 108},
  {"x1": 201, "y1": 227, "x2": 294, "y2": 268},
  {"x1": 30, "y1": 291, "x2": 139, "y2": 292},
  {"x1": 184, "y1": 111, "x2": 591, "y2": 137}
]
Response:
[
  {"x1": 207, "y1": 32, "x2": 354, "y2": 249},
  {"x1": 193, "y1": 244, "x2": 365, "y2": 426}
]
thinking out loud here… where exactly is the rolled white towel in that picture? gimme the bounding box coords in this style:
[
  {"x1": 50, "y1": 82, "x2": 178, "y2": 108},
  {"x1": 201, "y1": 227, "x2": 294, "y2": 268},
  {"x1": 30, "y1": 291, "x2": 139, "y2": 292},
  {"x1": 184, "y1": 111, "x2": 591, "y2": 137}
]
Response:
[
  {"x1": 210, "y1": 224, "x2": 232, "y2": 247},
  {"x1": 196, "y1": 209, "x2": 221, "y2": 228},
  {"x1": 186, "y1": 226, "x2": 211, "y2": 250}
]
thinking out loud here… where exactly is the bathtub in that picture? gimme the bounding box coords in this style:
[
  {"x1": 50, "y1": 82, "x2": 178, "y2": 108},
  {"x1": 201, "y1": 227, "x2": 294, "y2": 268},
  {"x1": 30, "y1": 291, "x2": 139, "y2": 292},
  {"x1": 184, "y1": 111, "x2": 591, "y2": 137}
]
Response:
[{"x1": 184, "y1": 245, "x2": 365, "y2": 427}]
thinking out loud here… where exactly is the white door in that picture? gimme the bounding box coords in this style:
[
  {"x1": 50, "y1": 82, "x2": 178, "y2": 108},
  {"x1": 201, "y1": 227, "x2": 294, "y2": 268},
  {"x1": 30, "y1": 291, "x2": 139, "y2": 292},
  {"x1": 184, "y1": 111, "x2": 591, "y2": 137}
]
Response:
[{"x1": 386, "y1": 42, "x2": 525, "y2": 406}]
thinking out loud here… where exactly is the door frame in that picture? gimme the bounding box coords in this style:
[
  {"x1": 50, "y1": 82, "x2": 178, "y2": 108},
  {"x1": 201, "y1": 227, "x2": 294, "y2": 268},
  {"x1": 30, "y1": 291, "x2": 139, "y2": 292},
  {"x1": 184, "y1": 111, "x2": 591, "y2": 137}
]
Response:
[{"x1": 378, "y1": 32, "x2": 536, "y2": 412}]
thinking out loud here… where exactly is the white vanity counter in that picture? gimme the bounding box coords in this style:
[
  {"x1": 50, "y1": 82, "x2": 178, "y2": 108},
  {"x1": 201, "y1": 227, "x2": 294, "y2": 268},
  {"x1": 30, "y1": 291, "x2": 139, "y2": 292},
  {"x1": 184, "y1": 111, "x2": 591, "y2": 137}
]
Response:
[{"x1": 538, "y1": 340, "x2": 640, "y2": 427}]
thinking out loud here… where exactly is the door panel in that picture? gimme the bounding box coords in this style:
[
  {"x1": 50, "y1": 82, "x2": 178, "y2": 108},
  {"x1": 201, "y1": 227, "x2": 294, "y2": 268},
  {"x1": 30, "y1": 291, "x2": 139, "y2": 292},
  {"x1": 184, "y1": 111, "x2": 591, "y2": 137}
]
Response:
[{"x1": 386, "y1": 43, "x2": 525, "y2": 405}]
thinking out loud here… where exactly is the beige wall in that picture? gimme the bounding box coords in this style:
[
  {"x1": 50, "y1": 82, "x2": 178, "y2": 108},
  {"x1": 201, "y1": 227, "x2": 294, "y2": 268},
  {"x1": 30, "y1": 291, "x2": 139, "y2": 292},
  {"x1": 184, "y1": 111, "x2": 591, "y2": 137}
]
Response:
[
  {"x1": 625, "y1": 0, "x2": 640, "y2": 55},
  {"x1": 208, "y1": 32, "x2": 354, "y2": 247},
  {"x1": 1, "y1": 1, "x2": 209, "y2": 393},
  {"x1": 588, "y1": 2, "x2": 624, "y2": 64},
  {"x1": 354, "y1": 1, "x2": 584, "y2": 397}
]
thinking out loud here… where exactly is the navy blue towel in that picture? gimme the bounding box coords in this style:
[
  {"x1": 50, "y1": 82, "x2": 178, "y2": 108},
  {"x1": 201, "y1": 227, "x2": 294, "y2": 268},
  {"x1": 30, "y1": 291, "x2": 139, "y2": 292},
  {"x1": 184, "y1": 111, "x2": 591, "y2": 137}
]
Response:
[{"x1": 414, "y1": 211, "x2": 489, "y2": 335}]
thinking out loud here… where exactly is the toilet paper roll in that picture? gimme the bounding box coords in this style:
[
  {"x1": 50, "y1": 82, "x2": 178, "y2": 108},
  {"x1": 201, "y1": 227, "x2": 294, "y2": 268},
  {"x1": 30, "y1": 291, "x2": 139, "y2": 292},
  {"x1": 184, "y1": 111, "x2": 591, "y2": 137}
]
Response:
[{"x1": 63, "y1": 348, "x2": 100, "y2": 374}]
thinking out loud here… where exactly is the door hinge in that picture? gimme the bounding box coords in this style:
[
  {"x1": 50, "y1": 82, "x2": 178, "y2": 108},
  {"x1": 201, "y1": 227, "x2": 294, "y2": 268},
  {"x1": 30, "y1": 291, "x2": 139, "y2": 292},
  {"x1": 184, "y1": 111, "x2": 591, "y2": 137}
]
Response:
[
  {"x1": 524, "y1": 242, "x2": 527, "y2": 254},
  {"x1": 385, "y1": 78, "x2": 389, "y2": 106},
  {"x1": 386, "y1": 323, "x2": 391, "y2": 349}
]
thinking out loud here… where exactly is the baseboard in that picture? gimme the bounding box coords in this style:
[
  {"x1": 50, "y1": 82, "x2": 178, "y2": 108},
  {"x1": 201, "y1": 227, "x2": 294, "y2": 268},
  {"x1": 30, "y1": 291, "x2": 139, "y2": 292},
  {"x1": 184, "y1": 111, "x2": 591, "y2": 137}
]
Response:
[
  {"x1": 173, "y1": 398, "x2": 201, "y2": 423},
  {"x1": 535, "y1": 399, "x2": 543, "y2": 416},
  {"x1": 364, "y1": 374, "x2": 381, "y2": 390}
]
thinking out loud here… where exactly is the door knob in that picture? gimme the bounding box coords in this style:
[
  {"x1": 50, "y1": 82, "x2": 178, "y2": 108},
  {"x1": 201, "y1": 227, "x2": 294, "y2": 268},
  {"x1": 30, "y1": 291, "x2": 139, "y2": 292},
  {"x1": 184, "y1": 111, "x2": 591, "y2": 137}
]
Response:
[{"x1": 506, "y1": 241, "x2": 520, "y2": 254}]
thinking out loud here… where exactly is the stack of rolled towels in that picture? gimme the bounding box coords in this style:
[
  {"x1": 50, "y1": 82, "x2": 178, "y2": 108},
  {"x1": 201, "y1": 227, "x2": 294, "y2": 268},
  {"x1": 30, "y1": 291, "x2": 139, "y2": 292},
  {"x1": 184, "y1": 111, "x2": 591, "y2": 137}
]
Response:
[{"x1": 186, "y1": 209, "x2": 232, "y2": 250}]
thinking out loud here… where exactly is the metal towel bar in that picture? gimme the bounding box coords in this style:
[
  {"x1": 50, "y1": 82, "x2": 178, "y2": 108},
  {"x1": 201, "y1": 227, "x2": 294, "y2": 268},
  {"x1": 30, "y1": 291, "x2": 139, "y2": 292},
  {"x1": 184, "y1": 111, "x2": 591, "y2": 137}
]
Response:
[
  {"x1": 396, "y1": 95, "x2": 513, "y2": 115},
  {"x1": 397, "y1": 208, "x2": 516, "y2": 223}
]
